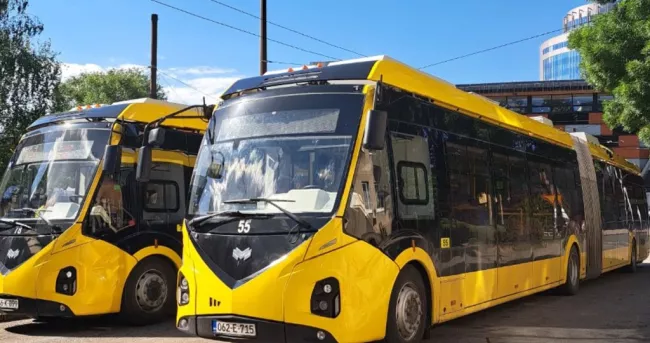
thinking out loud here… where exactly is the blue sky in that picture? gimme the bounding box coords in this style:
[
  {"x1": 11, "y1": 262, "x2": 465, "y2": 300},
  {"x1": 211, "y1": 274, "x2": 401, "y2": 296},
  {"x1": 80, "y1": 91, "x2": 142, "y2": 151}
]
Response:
[{"x1": 28, "y1": 0, "x2": 588, "y2": 104}]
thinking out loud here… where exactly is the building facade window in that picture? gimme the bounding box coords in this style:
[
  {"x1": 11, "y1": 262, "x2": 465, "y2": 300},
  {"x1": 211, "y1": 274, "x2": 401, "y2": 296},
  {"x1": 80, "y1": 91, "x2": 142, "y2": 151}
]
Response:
[{"x1": 542, "y1": 50, "x2": 582, "y2": 81}]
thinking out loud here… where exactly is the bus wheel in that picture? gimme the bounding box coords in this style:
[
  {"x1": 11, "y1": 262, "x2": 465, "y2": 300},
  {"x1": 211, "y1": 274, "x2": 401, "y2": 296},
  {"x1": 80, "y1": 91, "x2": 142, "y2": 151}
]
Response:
[
  {"x1": 121, "y1": 256, "x2": 176, "y2": 325},
  {"x1": 626, "y1": 241, "x2": 637, "y2": 273},
  {"x1": 560, "y1": 246, "x2": 580, "y2": 296},
  {"x1": 385, "y1": 265, "x2": 427, "y2": 343}
]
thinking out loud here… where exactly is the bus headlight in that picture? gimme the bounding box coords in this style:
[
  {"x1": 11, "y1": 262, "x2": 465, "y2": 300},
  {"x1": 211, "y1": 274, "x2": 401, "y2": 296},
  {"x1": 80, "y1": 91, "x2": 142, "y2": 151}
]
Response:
[
  {"x1": 310, "y1": 277, "x2": 340, "y2": 318},
  {"x1": 56, "y1": 266, "x2": 77, "y2": 296},
  {"x1": 177, "y1": 273, "x2": 189, "y2": 306}
]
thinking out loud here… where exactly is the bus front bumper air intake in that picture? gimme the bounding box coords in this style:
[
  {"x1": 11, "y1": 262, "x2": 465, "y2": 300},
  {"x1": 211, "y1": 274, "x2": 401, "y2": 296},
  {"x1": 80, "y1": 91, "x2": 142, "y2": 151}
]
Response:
[{"x1": 177, "y1": 315, "x2": 337, "y2": 343}]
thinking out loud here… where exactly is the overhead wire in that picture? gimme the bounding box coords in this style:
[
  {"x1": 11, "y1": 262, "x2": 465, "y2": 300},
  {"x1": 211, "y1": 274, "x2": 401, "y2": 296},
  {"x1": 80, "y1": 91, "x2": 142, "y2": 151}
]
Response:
[
  {"x1": 150, "y1": 0, "x2": 340, "y2": 61},
  {"x1": 205, "y1": 0, "x2": 365, "y2": 58},
  {"x1": 418, "y1": 28, "x2": 564, "y2": 70},
  {"x1": 153, "y1": 67, "x2": 221, "y2": 102}
]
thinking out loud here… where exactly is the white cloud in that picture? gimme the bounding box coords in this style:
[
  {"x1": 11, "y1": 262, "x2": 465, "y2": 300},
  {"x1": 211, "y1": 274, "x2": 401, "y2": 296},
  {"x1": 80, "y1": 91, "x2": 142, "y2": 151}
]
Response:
[{"x1": 60, "y1": 62, "x2": 244, "y2": 105}]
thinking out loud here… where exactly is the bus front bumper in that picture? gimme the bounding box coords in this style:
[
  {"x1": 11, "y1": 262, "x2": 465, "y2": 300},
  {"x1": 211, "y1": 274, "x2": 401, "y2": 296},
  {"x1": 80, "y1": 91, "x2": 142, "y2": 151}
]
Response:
[
  {"x1": 0, "y1": 294, "x2": 75, "y2": 319},
  {"x1": 177, "y1": 315, "x2": 337, "y2": 343}
]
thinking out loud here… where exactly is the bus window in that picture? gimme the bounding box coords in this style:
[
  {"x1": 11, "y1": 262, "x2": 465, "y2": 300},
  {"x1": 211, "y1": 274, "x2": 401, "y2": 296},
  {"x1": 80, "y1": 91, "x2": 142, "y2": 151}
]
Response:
[
  {"x1": 344, "y1": 147, "x2": 394, "y2": 246},
  {"x1": 390, "y1": 133, "x2": 434, "y2": 225},
  {"x1": 87, "y1": 165, "x2": 136, "y2": 236},
  {"x1": 492, "y1": 150, "x2": 532, "y2": 267}
]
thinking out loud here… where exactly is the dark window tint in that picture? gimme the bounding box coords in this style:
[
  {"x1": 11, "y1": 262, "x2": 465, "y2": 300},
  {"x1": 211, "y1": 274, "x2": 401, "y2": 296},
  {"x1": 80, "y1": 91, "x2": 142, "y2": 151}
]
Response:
[
  {"x1": 397, "y1": 162, "x2": 428, "y2": 204},
  {"x1": 144, "y1": 181, "x2": 179, "y2": 212}
]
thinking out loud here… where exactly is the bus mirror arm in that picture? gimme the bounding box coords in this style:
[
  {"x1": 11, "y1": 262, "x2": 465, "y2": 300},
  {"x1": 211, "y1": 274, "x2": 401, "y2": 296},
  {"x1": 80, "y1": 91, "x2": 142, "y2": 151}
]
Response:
[{"x1": 362, "y1": 109, "x2": 388, "y2": 151}]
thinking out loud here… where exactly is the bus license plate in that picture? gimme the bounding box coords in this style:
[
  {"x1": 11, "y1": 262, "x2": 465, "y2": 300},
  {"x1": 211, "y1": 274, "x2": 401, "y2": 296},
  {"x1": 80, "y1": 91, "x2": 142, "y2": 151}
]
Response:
[
  {"x1": 0, "y1": 298, "x2": 18, "y2": 310},
  {"x1": 212, "y1": 320, "x2": 256, "y2": 337}
]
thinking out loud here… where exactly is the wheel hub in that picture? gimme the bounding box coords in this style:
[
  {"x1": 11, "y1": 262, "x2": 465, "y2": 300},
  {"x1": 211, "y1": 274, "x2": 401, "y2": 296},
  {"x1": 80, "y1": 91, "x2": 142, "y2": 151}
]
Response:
[
  {"x1": 135, "y1": 270, "x2": 167, "y2": 313},
  {"x1": 395, "y1": 282, "x2": 422, "y2": 341}
]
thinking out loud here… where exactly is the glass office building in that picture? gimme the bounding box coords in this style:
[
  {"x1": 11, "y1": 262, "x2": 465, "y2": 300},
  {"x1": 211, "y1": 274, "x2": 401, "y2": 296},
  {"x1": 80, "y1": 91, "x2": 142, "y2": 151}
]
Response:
[{"x1": 539, "y1": 1, "x2": 617, "y2": 81}]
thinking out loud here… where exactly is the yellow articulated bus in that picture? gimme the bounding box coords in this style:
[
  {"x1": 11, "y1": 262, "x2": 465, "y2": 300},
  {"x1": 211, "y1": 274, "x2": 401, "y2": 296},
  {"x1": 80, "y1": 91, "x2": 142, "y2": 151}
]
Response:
[
  {"x1": 0, "y1": 98, "x2": 210, "y2": 324},
  {"x1": 176, "y1": 56, "x2": 650, "y2": 342}
]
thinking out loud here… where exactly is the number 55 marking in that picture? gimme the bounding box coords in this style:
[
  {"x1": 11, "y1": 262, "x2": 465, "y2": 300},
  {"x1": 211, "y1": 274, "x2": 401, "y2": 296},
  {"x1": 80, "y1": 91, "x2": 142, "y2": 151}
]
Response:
[{"x1": 238, "y1": 219, "x2": 251, "y2": 233}]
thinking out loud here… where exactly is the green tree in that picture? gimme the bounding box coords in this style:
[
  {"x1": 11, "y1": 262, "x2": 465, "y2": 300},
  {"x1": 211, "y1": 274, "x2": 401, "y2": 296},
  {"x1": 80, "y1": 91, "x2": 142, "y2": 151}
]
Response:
[
  {"x1": 0, "y1": 0, "x2": 61, "y2": 170},
  {"x1": 568, "y1": 0, "x2": 650, "y2": 143},
  {"x1": 57, "y1": 67, "x2": 167, "y2": 109}
]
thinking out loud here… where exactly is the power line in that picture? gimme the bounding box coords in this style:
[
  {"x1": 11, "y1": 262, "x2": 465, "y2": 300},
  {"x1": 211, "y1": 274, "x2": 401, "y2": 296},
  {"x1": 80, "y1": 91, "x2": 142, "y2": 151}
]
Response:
[
  {"x1": 418, "y1": 28, "x2": 564, "y2": 70},
  {"x1": 264, "y1": 59, "x2": 303, "y2": 66},
  {"x1": 152, "y1": 66, "x2": 221, "y2": 102},
  {"x1": 150, "y1": 0, "x2": 339, "y2": 61},
  {"x1": 205, "y1": 0, "x2": 365, "y2": 58}
]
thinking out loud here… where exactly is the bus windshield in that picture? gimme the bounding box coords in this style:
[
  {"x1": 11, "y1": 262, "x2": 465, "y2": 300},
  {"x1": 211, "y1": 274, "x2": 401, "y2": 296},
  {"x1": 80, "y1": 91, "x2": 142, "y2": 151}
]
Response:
[
  {"x1": 0, "y1": 125, "x2": 110, "y2": 226},
  {"x1": 188, "y1": 88, "x2": 364, "y2": 218}
]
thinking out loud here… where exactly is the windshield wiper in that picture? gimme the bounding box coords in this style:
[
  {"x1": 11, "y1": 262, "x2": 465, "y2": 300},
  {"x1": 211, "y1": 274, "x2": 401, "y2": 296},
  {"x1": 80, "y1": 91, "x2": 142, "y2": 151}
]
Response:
[
  {"x1": 0, "y1": 218, "x2": 32, "y2": 230},
  {"x1": 222, "y1": 198, "x2": 314, "y2": 234},
  {"x1": 12, "y1": 208, "x2": 62, "y2": 233},
  {"x1": 188, "y1": 210, "x2": 270, "y2": 227}
]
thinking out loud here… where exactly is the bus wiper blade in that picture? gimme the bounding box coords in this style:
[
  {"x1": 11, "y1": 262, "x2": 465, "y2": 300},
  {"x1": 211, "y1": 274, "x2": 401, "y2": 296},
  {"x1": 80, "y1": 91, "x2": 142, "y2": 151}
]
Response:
[
  {"x1": 223, "y1": 198, "x2": 314, "y2": 233},
  {"x1": 188, "y1": 210, "x2": 269, "y2": 227},
  {"x1": 0, "y1": 218, "x2": 32, "y2": 230},
  {"x1": 13, "y1": 208, "x2": 61, "y2": 233}
]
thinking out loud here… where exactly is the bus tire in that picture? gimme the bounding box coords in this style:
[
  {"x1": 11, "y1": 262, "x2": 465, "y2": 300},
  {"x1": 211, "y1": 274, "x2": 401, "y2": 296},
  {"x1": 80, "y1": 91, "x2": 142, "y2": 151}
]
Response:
[
  {"x1": 384, "y1": 265, "x2": 427, "y2": 343},
  {"x1": 559, "y1": 246, "x2": 580, "y2": 296},
  {"x1": 120, "y1": 256, "x2": 177, "y2": 325},
  {"x1": 626, "y1": 240, "x2": 637, "y2": 273}
]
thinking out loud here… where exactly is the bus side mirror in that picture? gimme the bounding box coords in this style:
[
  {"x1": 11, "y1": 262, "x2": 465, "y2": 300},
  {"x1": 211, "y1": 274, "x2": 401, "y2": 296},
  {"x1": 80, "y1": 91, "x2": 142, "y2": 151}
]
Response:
[
  {"x1": 148, "y1": 127, "x2": 166, "y2": 147},
  {"x1": 206, "y1": 151, "x2": 225, "y2": 179},
  {"x1": 102, "y1": 145, "x2": 122, "y2": 176},
  {"x1": 136, "y1": 145, "x2": 152, "y2": 182},
  {"x1": 362, "y1": 109, "x2": 387, "y2": 150}
]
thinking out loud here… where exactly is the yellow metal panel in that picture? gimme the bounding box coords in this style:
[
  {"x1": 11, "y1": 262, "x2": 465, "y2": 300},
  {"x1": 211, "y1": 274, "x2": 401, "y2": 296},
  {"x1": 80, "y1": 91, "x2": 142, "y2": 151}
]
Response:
[
  {"x1": 438, "y1": 277, "x2": 562, "y2": 323},
  {"x1": 496, "y1": 262, "x2": 532, "y2": 298},
  {"x1": 393, "y1": 247, "x2": 440, "y2": 323},
  {"x1": 531, "y1": 258, "x2": 562, "y2": 288},
  {"x1": 284, "y1": 241, "x2": 399, "y2": 343},
  {"x1": 36, "y1": 239, "x2": 137, "y2": 315},
  {"x1": 303, "y1": 218, "x2": 357, "y2": 261},
  {"x1": 177, "y1": 224, "x2": 198, "y2": 322},
  {"x1": 132, "y1": 246, "x2": 181, "y2": 269},
  {"x1": 117, "y1": 103, "x2": 208, "y2": 132}
]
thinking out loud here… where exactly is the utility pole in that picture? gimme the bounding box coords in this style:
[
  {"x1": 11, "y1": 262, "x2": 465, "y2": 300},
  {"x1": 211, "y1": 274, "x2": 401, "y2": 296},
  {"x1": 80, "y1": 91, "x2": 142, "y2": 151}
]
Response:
[
  {"x1": 150, "y1": 13, "x2": 158, "y2": 99},
  {"x1": 260, "y1": 0, "x2": 267, "y2": 75}
]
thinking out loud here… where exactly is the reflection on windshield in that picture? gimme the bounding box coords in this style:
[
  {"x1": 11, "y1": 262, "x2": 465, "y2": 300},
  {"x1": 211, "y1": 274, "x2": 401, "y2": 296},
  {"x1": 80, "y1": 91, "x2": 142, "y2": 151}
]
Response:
[
  {"x1": 0, "y1": 127, "x2": 110, "y2": 225},
  {"x1": 189, "y1": 136, "x2": 352, "y2": 216}
]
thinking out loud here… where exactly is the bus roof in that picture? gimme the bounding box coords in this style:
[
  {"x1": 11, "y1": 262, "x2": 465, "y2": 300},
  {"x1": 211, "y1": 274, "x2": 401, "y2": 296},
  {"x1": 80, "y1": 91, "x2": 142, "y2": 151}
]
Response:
[
  {"x1": 28, "y1": 98, "x2": 207, "y2": 132},
  {"x1": 221, "y1": 55, "x2": 639, "y2": 175}
]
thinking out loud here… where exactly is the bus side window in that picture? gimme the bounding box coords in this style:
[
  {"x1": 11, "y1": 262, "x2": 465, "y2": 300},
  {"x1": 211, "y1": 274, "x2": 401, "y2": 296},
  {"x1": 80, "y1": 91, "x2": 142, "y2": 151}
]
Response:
[
  {"x1": 343, "y1": 147, "x2": 394, "y2": 246},
  {"x1": 87, "y1": 165, "x2": 136, "y2": 236}
]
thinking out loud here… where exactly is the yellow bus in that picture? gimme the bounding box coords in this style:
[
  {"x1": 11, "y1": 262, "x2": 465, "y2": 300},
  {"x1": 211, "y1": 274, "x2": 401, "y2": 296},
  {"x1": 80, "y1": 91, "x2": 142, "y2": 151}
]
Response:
[
  {"x1": 0, "y1": 98, "x2": 210, "y2": 324},
  {"x1": 176, "y1": 56, "x2": 650, "y2": 342}
]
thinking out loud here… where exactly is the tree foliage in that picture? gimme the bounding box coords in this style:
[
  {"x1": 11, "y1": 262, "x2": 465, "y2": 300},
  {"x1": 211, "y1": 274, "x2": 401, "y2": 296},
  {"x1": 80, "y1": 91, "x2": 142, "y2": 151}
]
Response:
[
  {"x1": 0, "y1": 0, "x2": 61, "y2": 170},
  {"x1": 57, "y1": 68, "x2": 167, "y2": 109},
  {"x1": 568, "y1": 0, "x2": 650, "y2": 143}
]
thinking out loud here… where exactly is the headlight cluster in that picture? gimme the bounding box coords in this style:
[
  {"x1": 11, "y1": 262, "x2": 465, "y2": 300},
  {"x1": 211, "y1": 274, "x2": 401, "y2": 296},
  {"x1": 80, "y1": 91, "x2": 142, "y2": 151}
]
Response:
[
  {"x1": 177, "y1": 273, "x2": 190, "y2": 306},
  {"x1": 55, "y1": 266, "x2": 77, "y2": 296},
  {"x1": 310, "y1": 277, "x2": 340, "y2": 318}
]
